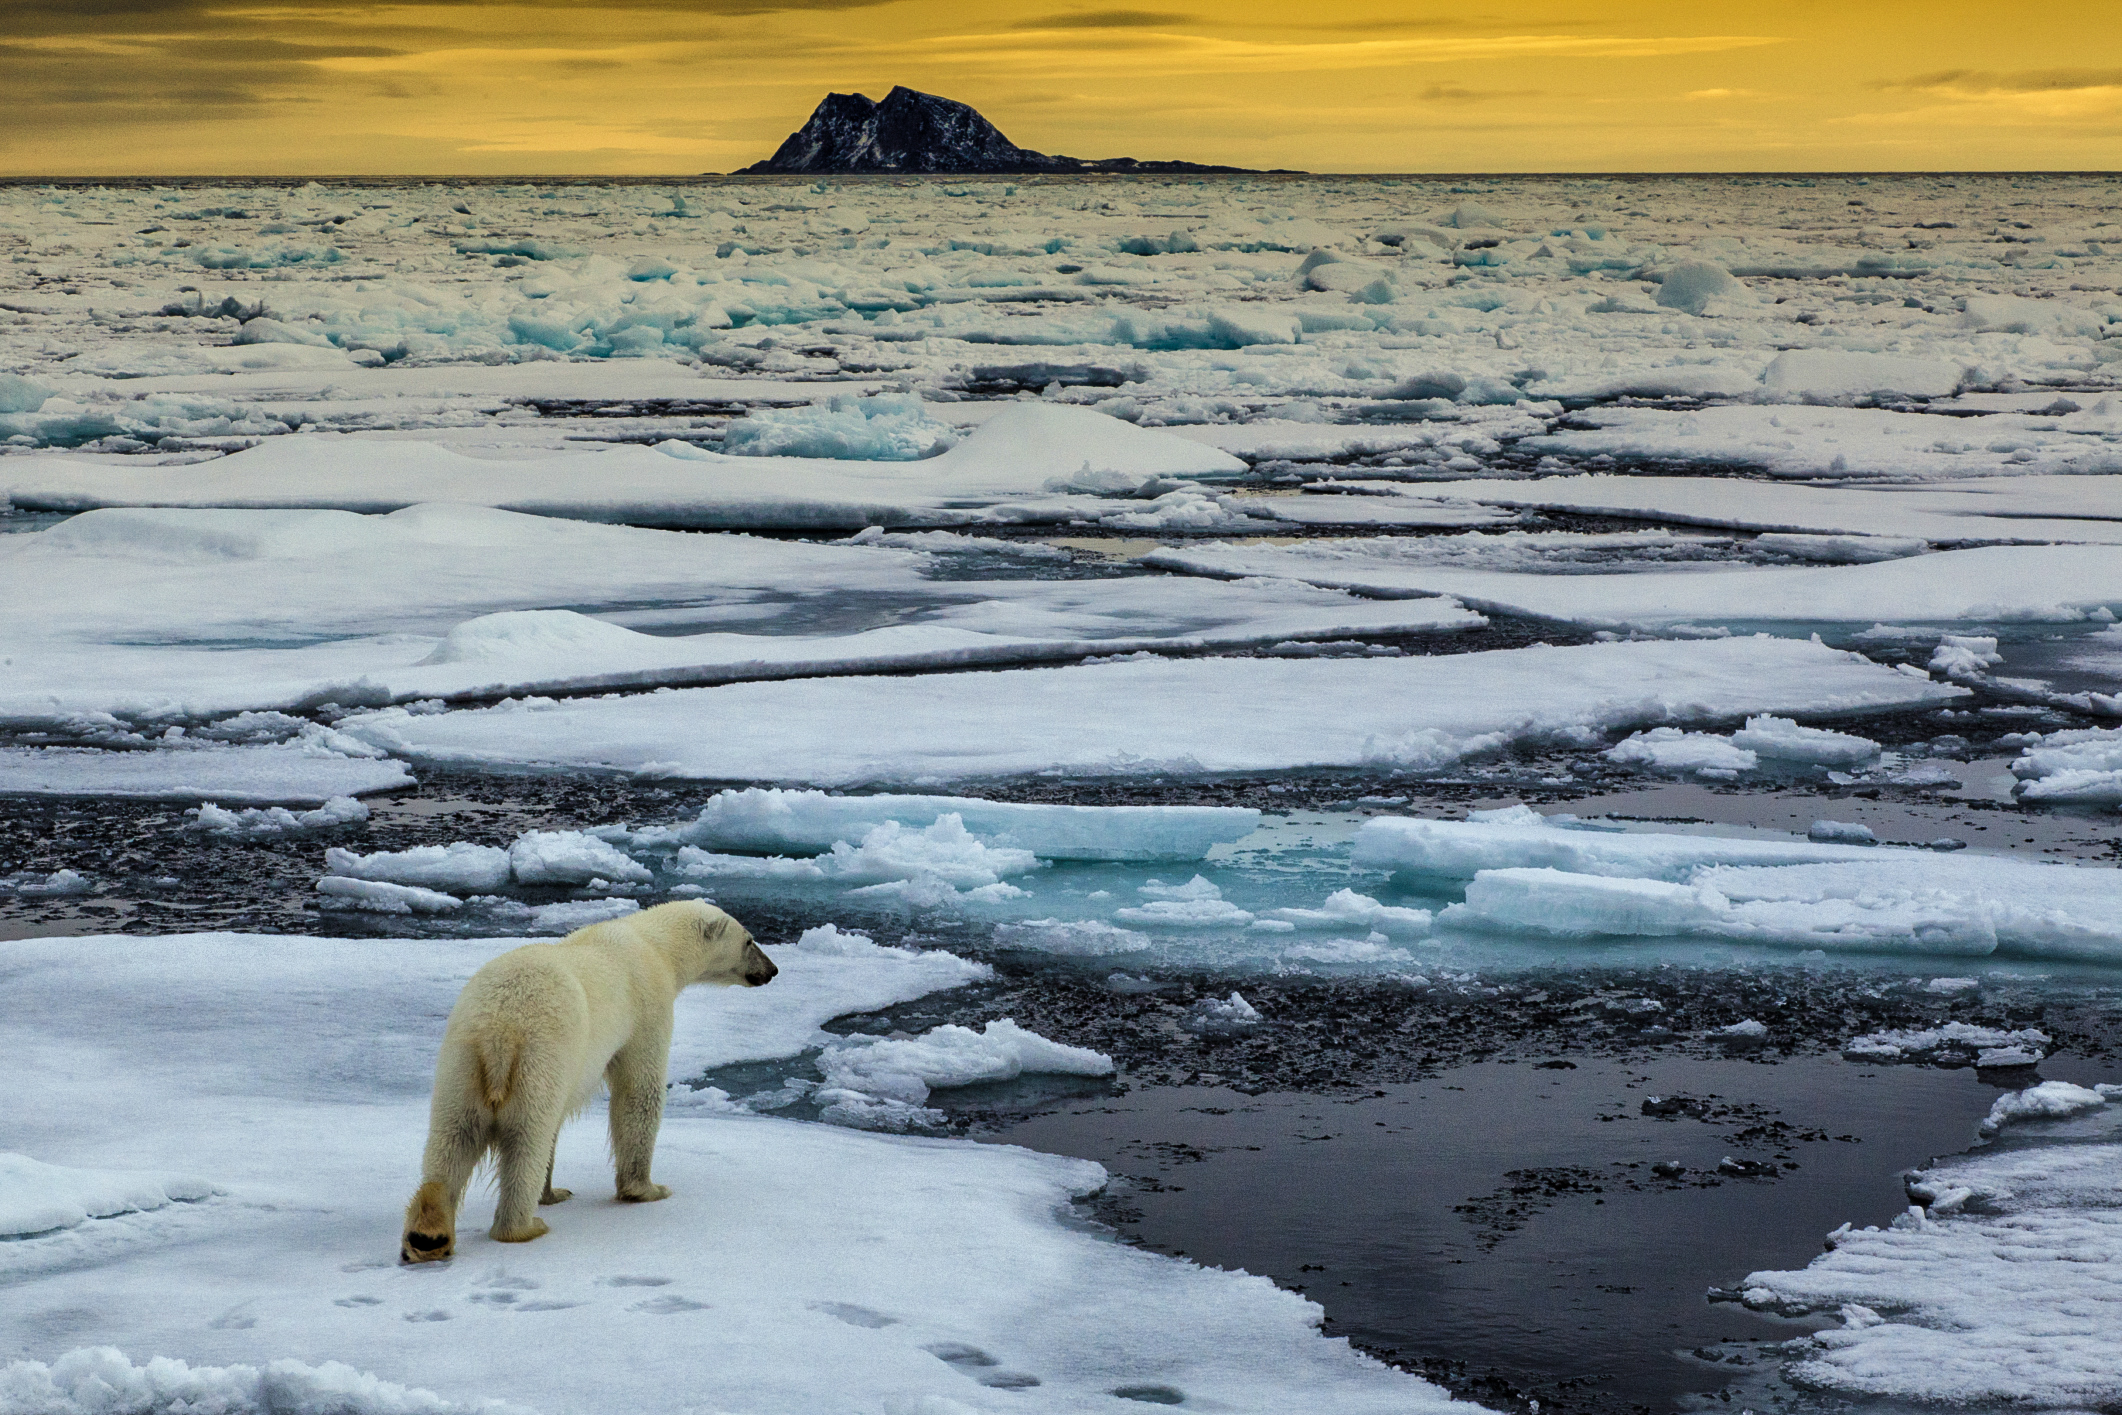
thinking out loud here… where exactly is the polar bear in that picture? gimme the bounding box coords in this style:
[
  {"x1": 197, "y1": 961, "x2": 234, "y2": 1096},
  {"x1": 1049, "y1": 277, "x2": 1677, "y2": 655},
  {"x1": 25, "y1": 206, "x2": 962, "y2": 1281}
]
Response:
[{"x1": 400, "y1": 900, "x2": 776, "y2": 1263}]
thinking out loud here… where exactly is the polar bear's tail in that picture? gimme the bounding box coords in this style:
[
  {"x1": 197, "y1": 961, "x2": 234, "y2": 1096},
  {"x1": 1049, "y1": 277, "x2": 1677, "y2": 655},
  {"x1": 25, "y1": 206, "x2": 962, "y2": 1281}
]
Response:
[{"x1": 472, "y1": 1026, "x2": 524, "y2": 1112}]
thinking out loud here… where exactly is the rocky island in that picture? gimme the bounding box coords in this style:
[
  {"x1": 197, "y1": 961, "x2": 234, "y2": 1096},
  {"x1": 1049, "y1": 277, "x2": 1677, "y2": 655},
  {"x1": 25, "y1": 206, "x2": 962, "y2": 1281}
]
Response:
[{"x1": 738, "y1": 85, "x2": 1295, "y2": 175}]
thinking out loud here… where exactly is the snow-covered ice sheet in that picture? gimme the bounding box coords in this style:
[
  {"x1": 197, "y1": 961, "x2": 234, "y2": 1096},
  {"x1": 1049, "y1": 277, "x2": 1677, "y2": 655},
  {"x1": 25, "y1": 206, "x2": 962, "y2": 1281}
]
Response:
[
  {"x1": 338, "y1": 636, "x2": 1959, "y2": 786},
  {"x1": 1734, "y1": 1094, "x2": 2122, "y2": 1409},
  {"x1": 1526, "y1": 404, "x2": 2122, "y2": 482},
  {"x1": 0, "y1": 745, "x2": 411, "y2": 802},
  {"x1": 0, "y1": 505, "x2": 1484, "y2": 724},
  {"x1": 0, "y1": 929, "x2": 1455, "y2": 1414},
  {"x1": 1149, "y1": 540, "x2": 2122, "y2": 628},
  {"x1": 0, "y1": 502, "x2": 932, "y2": 643},
  {"x1": 0, "y1": 1154, "x2": 213, "y2": 1240}
]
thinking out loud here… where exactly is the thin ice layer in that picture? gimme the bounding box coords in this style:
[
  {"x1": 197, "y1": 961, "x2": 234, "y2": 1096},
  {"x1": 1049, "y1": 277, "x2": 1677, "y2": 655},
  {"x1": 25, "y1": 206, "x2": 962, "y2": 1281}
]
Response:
[
  {"x1": 1149, "y1": 542, "x2": 2122, "y2": 627},
  {"x1": 1400, "y1": 473, "x2": 2122, "y2": 546},
  {"x1": 0, "y1": 930, "x2": 1455, "y2": 1415},
  {"x1": 0, "y1": 746, "x2": 411, "y2": 803},
  {"x1": 339, "y1": 636, "x2": 1959, "y2": 786}
]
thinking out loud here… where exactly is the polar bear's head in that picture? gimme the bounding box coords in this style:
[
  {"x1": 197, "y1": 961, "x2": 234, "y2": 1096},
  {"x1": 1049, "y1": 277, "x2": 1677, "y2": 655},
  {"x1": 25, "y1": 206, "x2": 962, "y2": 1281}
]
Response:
[{"x1": 641, "y1": 899, "x2": 777, "y2": 988}]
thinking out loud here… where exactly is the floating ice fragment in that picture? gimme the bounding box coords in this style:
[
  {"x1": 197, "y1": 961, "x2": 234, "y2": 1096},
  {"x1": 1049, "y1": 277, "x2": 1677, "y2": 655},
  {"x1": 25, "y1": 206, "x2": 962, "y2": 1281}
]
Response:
[
  {"x1": 1808, "y1": 821, "x2": 1877, "y2": 845},
  {"x1": 634, "y1": 789, "x2": 1256, "y2": 862},
  {"x1": 508, "y1": 831, "x2": 654, "y2": 886},
  {"x1": 1730, "y1": 716, "x2": 1879, "y2": 767},
  {"x1": 325, "y1": 841, "x2": 511, "y2": 892},
  {"x1": 991, "y1": 920, "x2": 1152, "y2": 956},
  {"x1": 314, "y1": 877, "x2": 462, "y2": 914},
  {"x1": 2, "y1": 869, "x2": 91, "y2": 898},
  {"x1": 1604, "y1": 728, "x2": 1756, "y2": 778},
  {"x1": 1979, "y1": 1081, "x2": 2111, "y2": 1135},
  {"x1": 817, "y1": 1018, "x2": 1112, "y2": 1108},
  {"x1": 1182, "y1": 992, "x2": 1262, "y2": 1035},
  {"x1": 190, "y1": 796, "x2": 368, "y2": 838},
  {"x1": 1266, "y1": 888, "x2": 1432, "y2": 935}
]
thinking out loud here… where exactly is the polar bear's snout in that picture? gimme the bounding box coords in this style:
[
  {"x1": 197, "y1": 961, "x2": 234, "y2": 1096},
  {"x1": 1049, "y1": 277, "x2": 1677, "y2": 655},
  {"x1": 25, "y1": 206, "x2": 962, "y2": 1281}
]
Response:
[{"x1": 741, "y1": 940, "x2": 778, "y2": 987}]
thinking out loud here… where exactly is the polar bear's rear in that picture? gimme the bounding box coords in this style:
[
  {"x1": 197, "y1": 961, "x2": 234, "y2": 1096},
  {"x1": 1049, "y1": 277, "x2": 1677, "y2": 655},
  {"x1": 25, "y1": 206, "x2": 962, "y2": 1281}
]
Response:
[{"x1": 400, "y1": 900, "x2": 775, "y2": 1263}]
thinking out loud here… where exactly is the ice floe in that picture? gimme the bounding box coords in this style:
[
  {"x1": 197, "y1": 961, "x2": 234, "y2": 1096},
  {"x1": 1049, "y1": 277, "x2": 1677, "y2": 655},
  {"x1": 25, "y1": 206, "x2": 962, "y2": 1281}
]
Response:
[
  {"x1": 1736, "y1": 1092, "x2": 2122, "y2": 1409},
  {"x1": 340, "y1": 636, "x2": 1958, "y2": 786},
  {"x1": 1, "y1": 928, "x2": 1445, "y2": 1413}
]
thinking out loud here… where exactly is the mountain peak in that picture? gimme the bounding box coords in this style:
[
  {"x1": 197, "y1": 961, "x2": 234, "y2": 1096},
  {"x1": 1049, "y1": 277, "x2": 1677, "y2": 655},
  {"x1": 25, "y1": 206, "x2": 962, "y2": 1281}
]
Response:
[{"x1": 738, "y1": 87, "x2": 1293, "y2": 176}]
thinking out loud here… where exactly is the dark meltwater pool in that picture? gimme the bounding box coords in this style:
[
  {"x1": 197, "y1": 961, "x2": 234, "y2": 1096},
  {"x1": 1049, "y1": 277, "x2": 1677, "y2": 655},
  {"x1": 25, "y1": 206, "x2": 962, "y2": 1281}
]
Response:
[{"x1": 981, "y1": 1054, "x2": 2033, "y2": 1414}]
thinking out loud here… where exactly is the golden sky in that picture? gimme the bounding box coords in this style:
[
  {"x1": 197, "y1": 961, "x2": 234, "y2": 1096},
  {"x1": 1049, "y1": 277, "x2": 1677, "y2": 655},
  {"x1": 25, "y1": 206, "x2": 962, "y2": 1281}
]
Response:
[{"x1": 3, "y1": 0, "x2": 2119, "y2": 174}]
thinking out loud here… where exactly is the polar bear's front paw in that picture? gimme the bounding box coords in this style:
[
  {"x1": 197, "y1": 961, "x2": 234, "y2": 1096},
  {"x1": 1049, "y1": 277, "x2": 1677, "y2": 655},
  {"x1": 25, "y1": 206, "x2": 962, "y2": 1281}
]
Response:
[
  {"x1": 491, "y1": 1216, "x2": 550, "y2": 1243},
  {"x1": 540, "y1": 1185, "x2": 572, "y2": 1205},
  {"x1": 401, "y1": 1181, "x2": 456, "y2": 1264},
  {"x1": 618, "y1": 1182, "x2": 672, "y2": 1203}
]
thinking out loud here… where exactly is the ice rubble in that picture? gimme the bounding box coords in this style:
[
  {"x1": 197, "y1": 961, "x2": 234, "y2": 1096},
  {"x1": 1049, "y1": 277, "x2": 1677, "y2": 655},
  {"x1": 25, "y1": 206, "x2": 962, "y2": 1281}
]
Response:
[
  {"x1": 340, "y1": 636, "x2": 1958, "y2": 786},
  {"x1": 1150, "y1": 541, "x2": 2122, "y2": 628},
  {"x1": 1841, "y1": 1022, "x2": 2054, "y2": 1069},
  {"x1": 0, "y1": 1153, "x2": 213, "y2": 1239},
  {"x1": 0, "y1": 929, "x2": 1449, "y2": 1414},
  {"x1": 631, "y1": 788, "x2": 1259, "y2": 862},
  {"x1": 719, "y1": 392, "x2": 953, "y2": 460},
  {"x1": 1368, "y1": 812, "x2": 2122, "y2": 960},
  {"x1": 1601, "y1": 718, "x2": 1880, "y2": 779},
  {"x1": 1734, "y1": 1093, "x2": 2122, "y2": 1409}
]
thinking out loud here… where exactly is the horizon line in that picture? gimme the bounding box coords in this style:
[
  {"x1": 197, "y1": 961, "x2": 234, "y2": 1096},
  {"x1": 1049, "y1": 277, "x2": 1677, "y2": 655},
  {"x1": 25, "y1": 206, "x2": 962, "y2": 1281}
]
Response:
[{"x1": 3, "y1": 169, "x2": 2119, "y2": 183}]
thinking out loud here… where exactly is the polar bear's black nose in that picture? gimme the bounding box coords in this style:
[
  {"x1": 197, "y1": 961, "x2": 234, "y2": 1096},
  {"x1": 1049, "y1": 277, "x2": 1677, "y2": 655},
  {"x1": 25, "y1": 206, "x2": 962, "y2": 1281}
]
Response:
[{"x1": 743, "y1": 944, "x2": 778, "y2": 986}]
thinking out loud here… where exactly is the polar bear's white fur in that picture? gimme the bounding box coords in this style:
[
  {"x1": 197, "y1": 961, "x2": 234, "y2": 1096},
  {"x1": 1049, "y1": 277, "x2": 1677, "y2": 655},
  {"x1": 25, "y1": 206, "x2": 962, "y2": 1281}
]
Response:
[{"x1": 400, "y1": 900, "x2": 775, "y2": 1262}]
